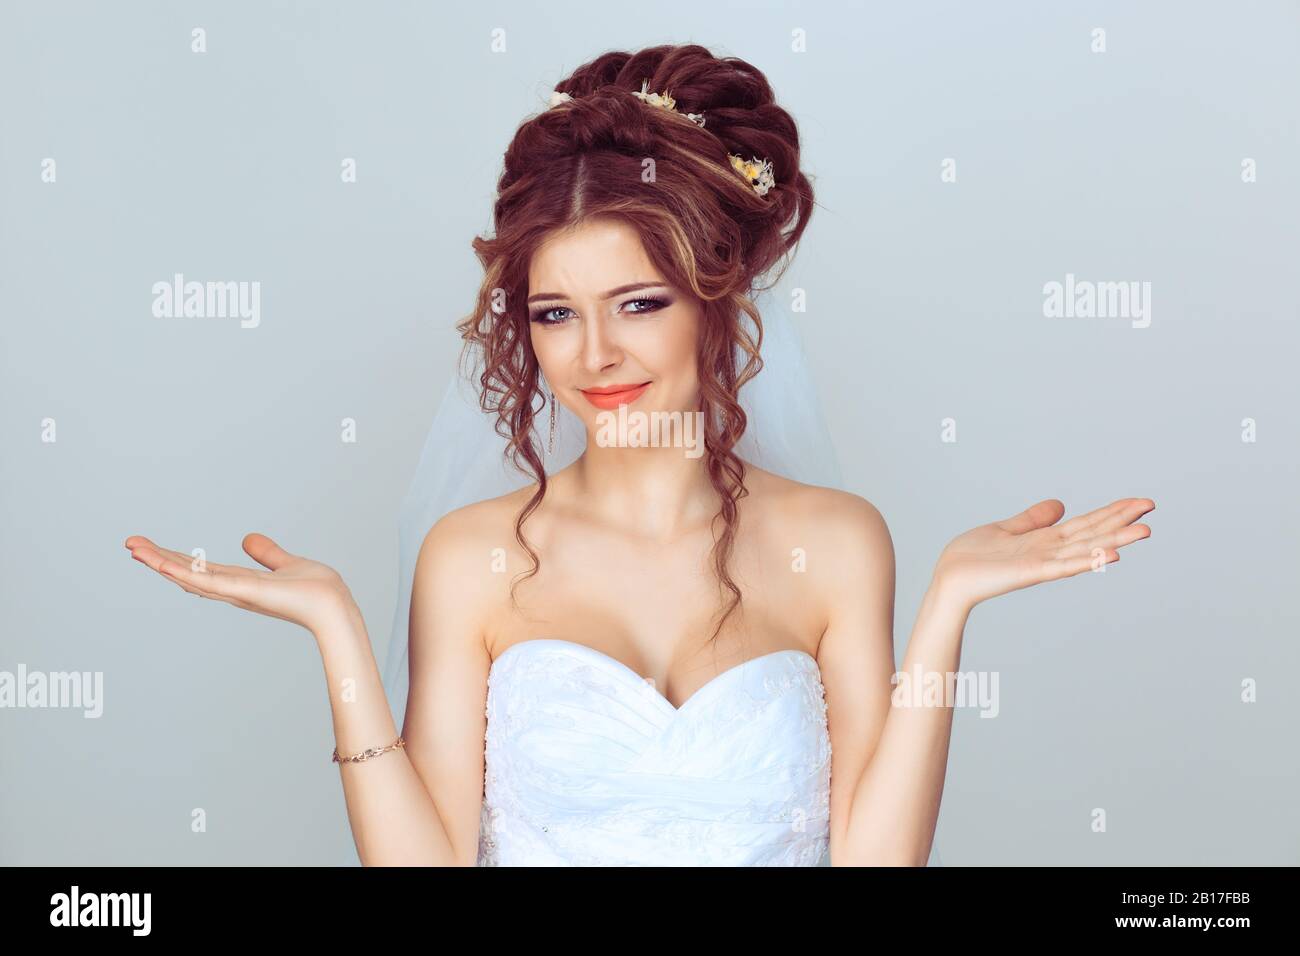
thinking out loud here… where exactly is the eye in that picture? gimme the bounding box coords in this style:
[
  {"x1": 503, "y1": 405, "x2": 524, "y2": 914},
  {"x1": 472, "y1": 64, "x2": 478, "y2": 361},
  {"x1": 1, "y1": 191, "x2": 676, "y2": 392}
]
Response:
[
  {"x1": 530, "y1": 306, "x2": 573, "y2": 326},
  {"x1": 622, "y1": 296, "x2": 670, "y2": 315}
]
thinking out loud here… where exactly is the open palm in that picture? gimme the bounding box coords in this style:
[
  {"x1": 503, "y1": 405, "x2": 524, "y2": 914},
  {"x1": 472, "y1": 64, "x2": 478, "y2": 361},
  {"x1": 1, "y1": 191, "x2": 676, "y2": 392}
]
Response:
[
  {"x1": 934, "y1": 497, "x2": 1154, "y2": 610},
  {"x1": 125, "y1": 533, "x2": 353, "y2": 635}
]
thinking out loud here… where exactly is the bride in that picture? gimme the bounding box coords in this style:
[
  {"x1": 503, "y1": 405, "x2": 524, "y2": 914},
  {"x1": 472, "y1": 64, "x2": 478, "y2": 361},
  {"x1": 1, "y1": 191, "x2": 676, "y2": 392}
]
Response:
[{"x1": 124, "y1": 44, "x2": 1154, "y2": 866}]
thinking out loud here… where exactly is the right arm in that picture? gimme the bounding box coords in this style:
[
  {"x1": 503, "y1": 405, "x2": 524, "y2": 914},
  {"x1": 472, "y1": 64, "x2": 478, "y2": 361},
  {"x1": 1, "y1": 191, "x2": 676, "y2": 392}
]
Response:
[
  {"x1": 126, "y1": 515, "x2": 491, "y2": 866},
  {"x1": 328, "y1": 510, "x2": 492, "y2": 866}
]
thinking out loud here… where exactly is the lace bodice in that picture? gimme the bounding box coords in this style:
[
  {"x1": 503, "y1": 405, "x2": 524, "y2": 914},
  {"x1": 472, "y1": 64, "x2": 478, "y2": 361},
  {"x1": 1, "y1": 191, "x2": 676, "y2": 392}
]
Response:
[{"x1": 477, "y1": 638, "x2": 832, "y2": 866}]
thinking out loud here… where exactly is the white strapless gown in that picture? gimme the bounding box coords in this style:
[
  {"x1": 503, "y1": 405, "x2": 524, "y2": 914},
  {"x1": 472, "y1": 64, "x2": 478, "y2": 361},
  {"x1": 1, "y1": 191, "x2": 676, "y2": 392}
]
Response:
[{"x1": 477, "y1": 638, "x2": 832, "y2": 866}]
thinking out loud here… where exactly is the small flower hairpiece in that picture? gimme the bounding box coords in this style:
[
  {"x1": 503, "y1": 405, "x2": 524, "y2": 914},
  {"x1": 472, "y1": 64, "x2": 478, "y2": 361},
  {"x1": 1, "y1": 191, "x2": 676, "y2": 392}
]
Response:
[
  {"x1": 546, "y1": 80, "x2": 777, "y2": 198},
  {"x1": 728, "y1": 154, "x2": 776, "y2": 197},
  {"x1": 629, "y1": 78, "x2": 705, "y2": 127}
]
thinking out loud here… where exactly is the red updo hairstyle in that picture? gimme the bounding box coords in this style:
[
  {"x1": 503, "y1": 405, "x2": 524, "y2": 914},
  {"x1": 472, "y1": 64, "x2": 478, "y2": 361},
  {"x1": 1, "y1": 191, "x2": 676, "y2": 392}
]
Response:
[{"x1": 458, "y1": 43, "x2": 815, "y2": 642}]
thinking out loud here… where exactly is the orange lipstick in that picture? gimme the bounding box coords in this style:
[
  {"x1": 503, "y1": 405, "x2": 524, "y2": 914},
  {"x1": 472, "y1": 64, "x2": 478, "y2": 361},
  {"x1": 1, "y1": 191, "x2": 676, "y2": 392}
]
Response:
[{"x1": 579, "y1": 381, "x2": 652, "y2": 410}]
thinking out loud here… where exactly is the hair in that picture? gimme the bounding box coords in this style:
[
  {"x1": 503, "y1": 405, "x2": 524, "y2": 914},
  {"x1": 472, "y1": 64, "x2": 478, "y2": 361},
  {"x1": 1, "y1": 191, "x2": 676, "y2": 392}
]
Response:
[{"x1": 457, "y1": 43, "x2": 815, "y2": 643}]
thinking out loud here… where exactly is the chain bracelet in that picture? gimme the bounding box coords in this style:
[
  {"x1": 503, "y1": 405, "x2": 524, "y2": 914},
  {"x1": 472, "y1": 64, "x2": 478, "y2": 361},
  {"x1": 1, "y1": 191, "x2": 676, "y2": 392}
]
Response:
[{"x1": 332, "y1": 736, "x2": 406, "y2": 764}]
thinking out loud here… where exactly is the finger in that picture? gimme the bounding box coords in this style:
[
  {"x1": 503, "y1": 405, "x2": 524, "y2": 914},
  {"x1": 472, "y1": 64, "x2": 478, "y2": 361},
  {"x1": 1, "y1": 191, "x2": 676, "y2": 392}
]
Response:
[
  {"x1": 1056, "y1": 523, "x2": 1151, "y2": 559},
  {"x1": 129, "y1": 544, "x2": 239, "y2": 603},
  {"x1": 1051, "y1": 500, "x2": 1126, "y2": 539},
  {"x1": 128, "y1": 541, "x2": 253, "y2": 577},
  {"x1": 1024, "y1": 546, "x2": 1118, "y2": 582},
  {"x1": 996, "y1": 499, "x2": 1065, "y2": 535},
  {"x1": 129, "y1": 542, "x2": 173, "y2": 573},
  {"x1": 142, "y1": 549, "x2": 262, "y2": 604},
  {"x1": 1055, "y1": 498, "x2": 1151, "y2": 541},
  {"x1": 162, "y1": 561, "x2": 260, "y2": 604},
  {"x1": 167, "y1": 574, "x2": 242, "y2": 604},
  {"x1": 1036, "y1": 548, "x2": 1120, "y2": 583},
  {"x1": 1080, "y1": 498, "x2": 1155, "y2": 539},
  {"x1": 243, "y1": 533, "x2": 295, "y2": 571},
  {"x1": 130, "y1": 544, "x2": 204, "y2": 583},
  {"x1": 126, "y1": 536, "x2": 200, "y2": 568},
  {"x1": 129, "y1": 546, "x2": 272, "y2": 616},
  {"x1": 126, "y1": 535, "x2": 178, "y2": 557}
]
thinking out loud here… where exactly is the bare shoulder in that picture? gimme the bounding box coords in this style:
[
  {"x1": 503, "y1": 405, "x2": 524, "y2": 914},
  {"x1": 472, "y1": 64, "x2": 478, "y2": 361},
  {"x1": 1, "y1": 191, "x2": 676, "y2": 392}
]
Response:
[
  {"x1": 742, "y1": 463, "x2": 894, "y2": 585},
  {"x1": 419, "y1": 485, "x2": 531, "y2": 558},
  {"x1": 413, "y1": 484, "x2": 535, "y2": 621},
  {"x1": 743, "y1": 462, "x2": 890, "y2": 538}
]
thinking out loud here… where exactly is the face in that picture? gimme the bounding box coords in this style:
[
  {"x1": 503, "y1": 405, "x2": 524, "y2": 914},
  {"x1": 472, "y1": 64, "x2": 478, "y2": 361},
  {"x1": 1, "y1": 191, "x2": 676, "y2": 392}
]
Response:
[{"x1": 526, "y1": 217, "x2": 702, "y2": 432}]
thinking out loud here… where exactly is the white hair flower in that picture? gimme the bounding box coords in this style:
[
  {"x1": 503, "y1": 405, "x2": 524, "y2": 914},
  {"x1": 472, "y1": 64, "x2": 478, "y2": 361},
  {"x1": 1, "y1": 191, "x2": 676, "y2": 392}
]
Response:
[
  {"x1": 630, "y1": 78, "x2": 705, "y2": 127},
  {"x1": 729, "y1": 154, "x2": 776, "y2": 197}
]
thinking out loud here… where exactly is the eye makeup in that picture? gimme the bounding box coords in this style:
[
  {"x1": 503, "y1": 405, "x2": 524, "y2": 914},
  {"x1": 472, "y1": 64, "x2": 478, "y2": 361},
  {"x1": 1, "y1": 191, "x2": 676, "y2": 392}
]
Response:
[{"x1": 528, "y1": 295, "x2": 673, "y2": 326}]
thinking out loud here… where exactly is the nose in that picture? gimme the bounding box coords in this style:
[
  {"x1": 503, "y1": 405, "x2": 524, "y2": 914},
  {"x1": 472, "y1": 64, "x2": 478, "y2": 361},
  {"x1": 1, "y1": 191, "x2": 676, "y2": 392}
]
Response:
[{"x1": 579, "y1": 310, "x2": 623, "y2": 375}]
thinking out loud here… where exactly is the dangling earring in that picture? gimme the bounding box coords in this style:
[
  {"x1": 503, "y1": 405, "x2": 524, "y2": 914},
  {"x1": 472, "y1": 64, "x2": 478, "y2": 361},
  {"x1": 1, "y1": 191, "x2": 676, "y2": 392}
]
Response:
[{"x1": 547, "y1": 389, "x2": 557, "y2": 455}]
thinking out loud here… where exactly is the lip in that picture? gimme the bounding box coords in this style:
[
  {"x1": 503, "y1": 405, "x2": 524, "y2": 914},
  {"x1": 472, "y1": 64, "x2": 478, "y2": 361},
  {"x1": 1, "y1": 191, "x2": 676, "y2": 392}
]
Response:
[{"x1": 579, "y1": 381, "x2": 652, "y2": 409}]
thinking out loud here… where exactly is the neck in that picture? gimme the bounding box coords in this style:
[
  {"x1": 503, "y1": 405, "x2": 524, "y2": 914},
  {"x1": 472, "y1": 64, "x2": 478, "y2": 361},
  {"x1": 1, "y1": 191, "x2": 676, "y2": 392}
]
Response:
[{"x1": 567, "y1": 440, "x2": 719, "y2": 541}]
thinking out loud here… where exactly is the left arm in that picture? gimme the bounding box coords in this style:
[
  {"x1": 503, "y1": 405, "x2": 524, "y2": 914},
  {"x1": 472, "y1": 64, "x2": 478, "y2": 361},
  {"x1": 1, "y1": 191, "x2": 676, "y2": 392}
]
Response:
[{"x1": 817, "y1": 496, "x2": 1154, "y2": 866}]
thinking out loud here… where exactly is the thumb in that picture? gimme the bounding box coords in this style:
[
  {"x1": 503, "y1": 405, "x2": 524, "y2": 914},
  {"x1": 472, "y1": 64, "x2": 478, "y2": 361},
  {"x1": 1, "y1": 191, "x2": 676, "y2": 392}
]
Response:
[
  {"x1": 242, "y1": 533, "x2": 295, "y2": 570},
  {"x1": 996, "y1": 498, "x2": 1065, "y2": 535}
]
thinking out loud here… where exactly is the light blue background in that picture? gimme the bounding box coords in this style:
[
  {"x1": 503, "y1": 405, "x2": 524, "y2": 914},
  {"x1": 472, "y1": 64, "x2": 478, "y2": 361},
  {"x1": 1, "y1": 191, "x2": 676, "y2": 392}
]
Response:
[{"x1": 1, "y1": 0, "x2": 1296, "y2": 864}]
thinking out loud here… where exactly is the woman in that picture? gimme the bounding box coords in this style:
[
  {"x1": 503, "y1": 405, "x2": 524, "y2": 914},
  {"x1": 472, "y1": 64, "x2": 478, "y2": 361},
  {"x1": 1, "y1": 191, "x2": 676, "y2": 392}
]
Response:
[{"x1": 125, "y1": 44, "x2": 1154, "y2": 866}]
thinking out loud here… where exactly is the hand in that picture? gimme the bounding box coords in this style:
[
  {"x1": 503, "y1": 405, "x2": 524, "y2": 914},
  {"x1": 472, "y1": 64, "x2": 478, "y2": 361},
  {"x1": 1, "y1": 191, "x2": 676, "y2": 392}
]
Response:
[
  {"x1": 932, "y1": 497, "x2": 1154, "y2": 612},
  {"x1": 124, "y1": 533, "x2": 358, "y2": 636}
]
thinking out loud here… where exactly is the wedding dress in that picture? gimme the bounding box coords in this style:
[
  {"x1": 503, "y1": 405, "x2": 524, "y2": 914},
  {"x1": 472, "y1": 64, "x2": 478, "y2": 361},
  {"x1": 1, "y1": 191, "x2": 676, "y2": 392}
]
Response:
[
  {"x1": 477, "y1": 639, "x2": 831, "y2": 866},
  {"x1": 383, "y1": 290, "x2": 943, "y2": 866}
]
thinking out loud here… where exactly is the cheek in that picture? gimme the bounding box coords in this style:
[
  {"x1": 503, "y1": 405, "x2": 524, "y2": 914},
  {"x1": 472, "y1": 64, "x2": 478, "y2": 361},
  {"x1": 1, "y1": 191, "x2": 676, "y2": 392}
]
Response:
[
  {"x1": 666, "y1": 312, "x2": 701, "y2": 383},
  {"x1": 639, "y1": 322, "x2": 699, "y2": 408},
  {"x1": 528, "y1": 325, "x2": 566, "y2": 380},
  {"x1": 633, "y1": 310, "x2": 698, "y2": 374}
]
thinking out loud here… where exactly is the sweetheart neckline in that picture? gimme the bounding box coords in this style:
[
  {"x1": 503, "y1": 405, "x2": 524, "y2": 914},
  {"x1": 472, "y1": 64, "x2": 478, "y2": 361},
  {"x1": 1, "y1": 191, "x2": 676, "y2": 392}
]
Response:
[{"x1": 489, "y1": 637, "x2": 820, "y2": 714}]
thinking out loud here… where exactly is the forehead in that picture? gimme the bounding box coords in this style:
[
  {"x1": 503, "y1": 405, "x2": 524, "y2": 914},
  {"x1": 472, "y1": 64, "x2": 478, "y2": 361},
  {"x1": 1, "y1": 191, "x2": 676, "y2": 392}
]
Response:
[{"x1": 528, "y1": 217, "x2": 661, "y2": 292}]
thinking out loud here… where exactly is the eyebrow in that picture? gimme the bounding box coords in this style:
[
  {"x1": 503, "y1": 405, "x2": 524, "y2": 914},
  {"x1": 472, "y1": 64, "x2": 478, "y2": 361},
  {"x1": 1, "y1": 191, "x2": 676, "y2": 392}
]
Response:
[{"x1": 526, "y1": 282, "x2": 668, "y2": 305}]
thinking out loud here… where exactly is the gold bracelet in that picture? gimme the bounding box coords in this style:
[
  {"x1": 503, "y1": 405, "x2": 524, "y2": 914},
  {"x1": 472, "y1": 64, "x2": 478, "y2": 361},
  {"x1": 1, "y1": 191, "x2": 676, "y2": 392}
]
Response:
[{"x1": 332, "y1": 736, "x2": 406, "y2": 764}]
